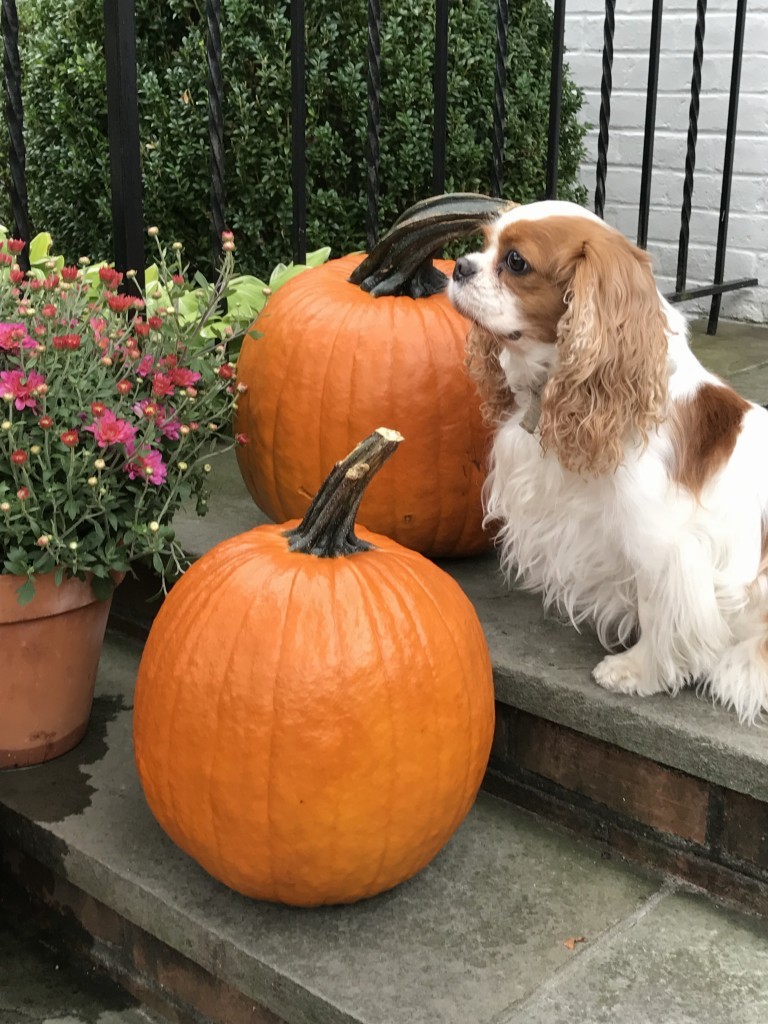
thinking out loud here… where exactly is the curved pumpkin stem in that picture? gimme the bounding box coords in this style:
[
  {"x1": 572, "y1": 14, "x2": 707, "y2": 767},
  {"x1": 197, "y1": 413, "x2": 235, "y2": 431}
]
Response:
[
  {"x1": 348, "y1": 192, "x2": 514, "y2": 298},
  {"x1": 285, "y1": 428, "x2": 404, "y2": 557}
]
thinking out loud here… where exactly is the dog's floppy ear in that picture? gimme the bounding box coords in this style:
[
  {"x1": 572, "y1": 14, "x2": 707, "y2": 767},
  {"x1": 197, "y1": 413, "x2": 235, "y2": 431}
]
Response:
[
  {"x1": 538, "y1": 229, "x2": 668, "y2": 475},
  {"x1": 465, "y1": 324, "x2": 516, "y2": 424}
]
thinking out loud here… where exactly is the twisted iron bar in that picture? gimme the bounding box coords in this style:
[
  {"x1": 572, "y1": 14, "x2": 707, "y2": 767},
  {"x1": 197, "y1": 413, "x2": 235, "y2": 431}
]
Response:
[
  {"x1": 676, "y1": 0, "x2": 707, "y2": 293},
  {"x1": 1, "y1": 0, "x2": 30, "y2": 266},
  {"x1": 206, "y1": 0, "x2": 226, "y2": 261},
  {"x1": 491, "y1": 0, "x2": 509, "y2": 198},
  {"x1": 594, "y1": 0, "x2": 615, "y2": 217},
  {"x1": 364, "y1": 0, "x2": 381, "y2": 251},
  {"x1": 432, "y1": 0, "x2": 449, "y2": 196}
]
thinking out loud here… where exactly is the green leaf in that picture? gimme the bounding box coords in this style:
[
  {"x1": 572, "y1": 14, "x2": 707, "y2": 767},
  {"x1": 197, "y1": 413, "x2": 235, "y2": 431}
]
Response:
[
  {"x1": 268, "y1": 262, "x2": 289, "y2": 285},
  {"x1": 29, "y1": 231, "x2": 53, "y2": 265},
  {"x1": 151, "y1": 552, "x2": 164, "y2": 574},
  {"x1": 305, "y1": 246, "x2": 331, "y2": 267},
  {"x1": 269, "y1": 264, "x2": 312, "y2": 291},
  {"x1": 16, "y1": 577, "x2": 36, "y2": 607}
]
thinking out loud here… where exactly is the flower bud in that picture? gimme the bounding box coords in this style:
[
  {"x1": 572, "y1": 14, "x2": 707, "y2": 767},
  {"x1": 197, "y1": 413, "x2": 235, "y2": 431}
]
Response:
[
  {"x1": 1, "y1": 420, "x2": 11, "y2": 430},
  {"x1": 147, "y1": 226, "x2": 159, "y2": 237},
  {"x1": 94, "y1": 458, "x2": 106, "y2": 470},
  {"x1": 36, "y1": 535, "x2": 50, "y2": 547},
  {"x1": 149, "y1": 521, "x2": 160, "y2": 533},
  {"x1": 172, "y1": 241, "x2": 183, "y2": 251},
  {"x1": 177, "y1": 461, "x2": 188, "y2": 471},
  {"x1": 87, "y1": 477, "x2": 98, "y2": 487},
  {"x1": 68, "y1": 541, "x2": 78, "y2": 551},
  {"x1": 0, "y1": 502, "x2": 10, "y2": 512},
  {"x1": 30, "y1": 445, "x2": 41, "y2": 455},
  {"x1": 203, "y1": 463, "x2": 212, "y2": 473}
]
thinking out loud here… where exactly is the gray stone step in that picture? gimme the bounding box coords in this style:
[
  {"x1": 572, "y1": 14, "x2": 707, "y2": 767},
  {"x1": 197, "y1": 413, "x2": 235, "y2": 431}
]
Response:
[{"x1": 2, "y1": 633, "x2": 768, "y2": 1024}]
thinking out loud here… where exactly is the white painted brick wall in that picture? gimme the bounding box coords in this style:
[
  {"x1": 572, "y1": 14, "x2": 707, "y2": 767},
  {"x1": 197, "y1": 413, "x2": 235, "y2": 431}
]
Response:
[{"x1": 562, "y1": 0, "x2": 768, "y2": 322}]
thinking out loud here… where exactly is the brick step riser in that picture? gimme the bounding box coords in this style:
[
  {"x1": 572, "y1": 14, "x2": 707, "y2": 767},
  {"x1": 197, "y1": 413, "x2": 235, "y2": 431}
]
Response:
[
  {"x1": 0, "y1": 839, "x2": 283, "y2": 1024},
  {"x1": 488, "y1": 703, "x2": 768, "y2": 916}
]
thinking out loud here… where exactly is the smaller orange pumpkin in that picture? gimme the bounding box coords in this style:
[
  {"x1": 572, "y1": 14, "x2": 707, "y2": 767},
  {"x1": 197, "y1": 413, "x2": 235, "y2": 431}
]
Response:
[
  {"x1": 133, "y1": 429, "x2": 495, "y2": 906},
  {"x1": 234, "y1": 193, "x2": 510, "y2": 558}
]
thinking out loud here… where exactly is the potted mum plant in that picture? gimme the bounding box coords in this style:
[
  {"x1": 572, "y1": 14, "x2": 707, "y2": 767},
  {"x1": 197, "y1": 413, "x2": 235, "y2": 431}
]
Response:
[{"x1": 0, "y1": 227, "x2": 249, "y2": 768}]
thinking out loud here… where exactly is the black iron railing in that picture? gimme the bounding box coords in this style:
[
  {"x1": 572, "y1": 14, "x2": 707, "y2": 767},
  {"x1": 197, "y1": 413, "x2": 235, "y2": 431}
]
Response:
[{"x1": 1, "y1": 0, "x2": 758, "y2": 334}]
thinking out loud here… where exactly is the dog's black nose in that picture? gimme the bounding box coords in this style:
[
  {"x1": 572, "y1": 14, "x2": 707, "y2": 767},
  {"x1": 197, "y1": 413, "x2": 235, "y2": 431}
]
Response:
[{"x1": 452, "y1": 256, "x2": 478, "y2": 281}]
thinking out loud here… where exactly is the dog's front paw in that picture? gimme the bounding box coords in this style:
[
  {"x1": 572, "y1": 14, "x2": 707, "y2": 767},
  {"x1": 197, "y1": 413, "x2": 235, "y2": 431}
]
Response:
[{"x1": 592, "y1": 650, "x2": 664, "y2": 696}]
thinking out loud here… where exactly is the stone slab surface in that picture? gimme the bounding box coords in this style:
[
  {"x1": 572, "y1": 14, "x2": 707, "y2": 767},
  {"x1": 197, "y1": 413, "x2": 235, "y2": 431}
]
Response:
[
  {"x1": 4, "y1": 637, "x2": 768, "y2": 1024},
  {"x1": 690, "y1": 318, "x2": 768, "y2": 383},
  {"x1": 0, "y1": 636, "x2": 661, "y2": 1024},
  {"x1": 502, "y1": 887, "x2": 768, "y2": 1024}
]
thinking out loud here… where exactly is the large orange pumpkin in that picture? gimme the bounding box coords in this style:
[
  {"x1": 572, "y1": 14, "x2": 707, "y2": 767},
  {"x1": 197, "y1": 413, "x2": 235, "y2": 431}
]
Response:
[
  {"x1": 234, "y1": 194, "x2": 508, "y2": 557},
  {"x1": 133, "y1": 429, "x2": 495, "y2": 906}
]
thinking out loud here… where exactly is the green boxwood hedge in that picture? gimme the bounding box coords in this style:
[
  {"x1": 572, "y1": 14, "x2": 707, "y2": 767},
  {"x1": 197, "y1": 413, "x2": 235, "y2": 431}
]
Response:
[{"x1": 2, "y1": 0, "x2": 587, "y2": 276}]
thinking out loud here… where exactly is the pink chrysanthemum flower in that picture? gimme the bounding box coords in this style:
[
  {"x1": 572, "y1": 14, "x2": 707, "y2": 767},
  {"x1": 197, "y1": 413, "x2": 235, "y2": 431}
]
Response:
[
  {"x1": 124, "y1": 447, "x2": 167, "y2": 486},
  {"x1": 132, "y1": 400, "x2": 181, "y2": 440},
  {"x1": 170, "y1": 367, "x2": 201, "y2": 388},
  {"x1": 84, "y1": 408, "x2": 137, "y2": 449},
  {"x1": 0, "y1": 322, "x2": 36, "y2": 353},
  {"x1": 0, "y1": 369, "x2": 46, "y2": 410}
]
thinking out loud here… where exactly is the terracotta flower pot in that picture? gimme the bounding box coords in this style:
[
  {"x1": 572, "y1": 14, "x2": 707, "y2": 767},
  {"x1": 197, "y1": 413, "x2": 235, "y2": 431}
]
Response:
[{"x1": 0, "y1": 571, "x2": 122, "y2": 769}]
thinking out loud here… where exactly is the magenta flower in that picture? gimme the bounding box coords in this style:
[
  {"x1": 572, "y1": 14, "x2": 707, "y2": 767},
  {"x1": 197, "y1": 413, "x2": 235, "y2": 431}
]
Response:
[
  {"x1": 124, "y1": 447, "x2": 167, "y2": 485},
  {"x1": 170, "y1": 367, "x2": 201, "y2": 388},
  {"x1": 151, "y1": 372, "x2": 175, "y2": 397},
  {"x1": 137, "y1": 354, "x2": 155, "y2": 378},
  {"x1": 0, "y1": 369, "x2": 46, "y2": 410},
  {"x1": 0, "y1": 322, "x2": 36, "y2": 353},
  {"x1": 84, "y1": 408, "x2": 137, "y2": 449},
  {"x1": 132, "y1": 400, "x2": 181, "y2": 440}
]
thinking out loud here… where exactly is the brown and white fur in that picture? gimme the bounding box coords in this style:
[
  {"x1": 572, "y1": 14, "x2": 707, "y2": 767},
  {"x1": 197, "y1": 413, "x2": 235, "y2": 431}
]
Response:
[{"x1": 448, "y1": 200, "x2": 768, "y2": 723}]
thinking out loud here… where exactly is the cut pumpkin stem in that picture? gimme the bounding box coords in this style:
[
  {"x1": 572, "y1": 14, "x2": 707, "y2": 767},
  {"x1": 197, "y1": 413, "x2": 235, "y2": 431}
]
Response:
[
  {"x1": 285, "y1": 428, "x2": 404, "y2": 557},
  {"x1": 348, "y1": 192, "x2": 513, "y2": 298}
]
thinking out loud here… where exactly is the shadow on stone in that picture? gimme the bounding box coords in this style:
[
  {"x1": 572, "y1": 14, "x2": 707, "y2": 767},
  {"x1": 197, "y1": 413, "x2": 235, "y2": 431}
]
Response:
[{"x1": 1, "y1": 694, "x2": 129, "y2": 824}]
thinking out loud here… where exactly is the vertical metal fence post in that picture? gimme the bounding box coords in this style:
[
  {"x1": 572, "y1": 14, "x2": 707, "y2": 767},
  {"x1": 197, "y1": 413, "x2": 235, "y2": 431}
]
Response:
[
  {"x1": 103, "y1": 0, "x2": 145, "y2": 288},
  {"x1": 594, "y1": 0, "x2": 615, "y2": 217},
  {"x1": 365, "y1": 0, "x2": 382, "y2": 250},
  {"x1": 636, "y1": 0, "x2": 663, "y2": 248},
  {"x1": 1, "y1": 0, "x2": 30, "y2": 269},
  {"x1": 545, "y1": 0, "x2": 566, "y2": 200},
  {"x1": 675, "y1": 0, "x2": 707, "y2": 294},
  {"x1": 433, "y1": 0, "x2": 449, "y2": 195},
  {"x1": 290, "y1": 0, "x2": 307, "y2": 264},
  {"x1": 707, "y1": 0, "x2": 747, "y2": 335},
  {"x1": 206, "y1": 0, "x2": 225, "y2": 263},
  {"x1": 491, "y1": 0, "x2": 509, "y2": 198}
]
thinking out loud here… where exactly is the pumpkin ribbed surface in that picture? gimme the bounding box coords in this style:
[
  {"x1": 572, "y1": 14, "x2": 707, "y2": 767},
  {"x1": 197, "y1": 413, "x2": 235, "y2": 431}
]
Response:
[
  {"x1": 133, "y1": 522, "x2": 494, "y2": 906},
  {"x1": 234, "y1": 254, "x2": 491, "y2": 557}
]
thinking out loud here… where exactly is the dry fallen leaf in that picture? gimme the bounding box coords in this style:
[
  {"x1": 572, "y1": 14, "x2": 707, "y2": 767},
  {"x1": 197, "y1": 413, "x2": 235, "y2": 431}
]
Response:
[{"x1": 563, "y1": 936, "x2": 587, "y2": 951}]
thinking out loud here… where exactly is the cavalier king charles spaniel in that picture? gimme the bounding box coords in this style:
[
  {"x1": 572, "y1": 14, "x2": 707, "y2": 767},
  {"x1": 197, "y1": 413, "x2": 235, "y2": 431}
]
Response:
[{"x1": 448, "y1": 200, "x2": 768, "y2": 723}]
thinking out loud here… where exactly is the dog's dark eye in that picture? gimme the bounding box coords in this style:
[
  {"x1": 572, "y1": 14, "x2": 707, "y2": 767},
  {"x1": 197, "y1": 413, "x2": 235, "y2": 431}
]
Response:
[{"x1": 505, "y1": 250, "x2": 528, "y2": 274}]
